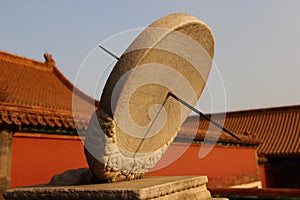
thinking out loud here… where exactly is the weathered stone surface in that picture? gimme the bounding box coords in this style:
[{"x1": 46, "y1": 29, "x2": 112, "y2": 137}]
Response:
[
  {"x1": 85, "y1": 12, "x2": 215, "y2": 183},
  {"x1": 4, "y1": 176, "x2": 218, "y2": 200},
  {"x1": 49, "y1": 168, "x2": 92, "y2": 186},
  {"x1": 0, "y1": 130, "x2": 13, "y2": 200}
]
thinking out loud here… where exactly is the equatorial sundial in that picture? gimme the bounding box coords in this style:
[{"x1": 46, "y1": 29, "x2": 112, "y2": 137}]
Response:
[{"x1": 84, "y1": 13, "x2": 240, "y2": 183}]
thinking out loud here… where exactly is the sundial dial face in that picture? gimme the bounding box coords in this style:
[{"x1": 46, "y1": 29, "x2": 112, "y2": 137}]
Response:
[{"x1": 84, "y1": 13, "x2": 214, "y2": 183}]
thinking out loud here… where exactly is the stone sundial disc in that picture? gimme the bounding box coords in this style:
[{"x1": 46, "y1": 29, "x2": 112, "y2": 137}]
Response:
[{"x1": 84, "y1": 13, "x2": 214, "y2": 183}]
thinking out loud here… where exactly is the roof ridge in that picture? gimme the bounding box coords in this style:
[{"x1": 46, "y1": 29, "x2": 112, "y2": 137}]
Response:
[
  {"x1": 187, "y1": 105, "x2": 300, "y2": 119},
  {"x1": 0, "y1": 50, "x2": 97, "y2": 131},
  {"x1": 225, "y1": 105, "x2": 300, "y2": 115},
  {"x1": 0, "y1": 50, "x2": 98, "y2": 106},
  {"x1": 0, "y1": 50, "x2": 52, "y2": 71},
  {"x1": 52, "y1": 66, "x2": 98, "y2": 106}
]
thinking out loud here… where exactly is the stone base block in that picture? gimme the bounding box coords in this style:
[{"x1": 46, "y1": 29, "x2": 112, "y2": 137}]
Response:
[{"x1": 3, "y1": 176, "x2": 225, "y2": 200}]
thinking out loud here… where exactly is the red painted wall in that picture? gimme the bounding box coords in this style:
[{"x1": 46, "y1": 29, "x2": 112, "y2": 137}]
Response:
[
  {"x1": 11, "y1": 136, "x2": 259, "y2": 188},
  {"x1": 11, "y1": 135, "x2": 88, "y2": 188},
  {"x1": 147, "y1": 142, "x2": 257, "y2": 180},
  {"x1": 259, "y1": 164, "x2": 266, "y2": 188}
]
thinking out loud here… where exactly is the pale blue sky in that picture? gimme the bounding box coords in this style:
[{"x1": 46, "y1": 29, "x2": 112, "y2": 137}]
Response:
[{"x1": 1, "y1": 1, "x2": 300, "y2": 113}]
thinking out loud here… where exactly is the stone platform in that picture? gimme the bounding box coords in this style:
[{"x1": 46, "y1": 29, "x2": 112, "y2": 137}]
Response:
[{"x1": 3, "y1": 176, "x2": 225, "y2": 200}]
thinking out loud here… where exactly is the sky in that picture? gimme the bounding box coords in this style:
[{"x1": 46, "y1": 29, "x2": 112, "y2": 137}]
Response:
[{"x1": 1, "y1": 1, "x2": 300, "y2": 113}]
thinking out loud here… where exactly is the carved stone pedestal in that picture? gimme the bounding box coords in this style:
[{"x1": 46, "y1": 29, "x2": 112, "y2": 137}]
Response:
[{"x1": 4, "y1": 176, "x2": 226, "y2": 200}]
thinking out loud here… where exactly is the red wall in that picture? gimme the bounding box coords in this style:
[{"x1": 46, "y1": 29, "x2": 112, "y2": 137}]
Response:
[
  {"x1": 11, "y1": 135, "x2": 259, "y2": 188},
  {"x1": 147, "y1": 142, "x2": 258, "y2": 179},
  {"x1": 259, "y1": 164, "x2": 266, "y2": 188},
  {"x1": 11, "y1": 135, "x2": 88, "y2": 188}
]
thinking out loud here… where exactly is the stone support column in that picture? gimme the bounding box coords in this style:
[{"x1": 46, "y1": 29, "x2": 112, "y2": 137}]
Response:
[{"x1": 0, "y1": 130, "x2": 13, "y2": 199}]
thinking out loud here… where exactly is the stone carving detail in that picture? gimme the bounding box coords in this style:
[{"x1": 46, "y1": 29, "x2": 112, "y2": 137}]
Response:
[
  {"x1": 84, "y1": 109, "x2": 172, "y2": 183},
  {"x1": 83, "y1": 13, "x2": 214, "y2": 183},
  {"x1": 44, "y1": 53, "x2": 55, "y2": 67},
  {"x1": 96, "y1": 109, "x2": 117, "y2": 142}
]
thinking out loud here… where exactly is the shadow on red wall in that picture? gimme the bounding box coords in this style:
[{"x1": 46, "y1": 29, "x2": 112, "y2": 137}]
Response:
[{"x1": 11, "y1": 136, "x2": 88, "y2": 188}]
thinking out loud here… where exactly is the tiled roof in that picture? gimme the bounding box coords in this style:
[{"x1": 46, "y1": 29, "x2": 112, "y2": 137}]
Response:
[
  {"x1": 180, "y1": 105, "x2": 300, "y2": 157},
  {"x1": 0, "y1": 51, "x2": 97, "y2": 131}
]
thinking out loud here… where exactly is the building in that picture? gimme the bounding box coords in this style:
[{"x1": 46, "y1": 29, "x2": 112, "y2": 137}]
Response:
[
  {"x1": 0, "y1": 51, "x2": 96, "y2": 194},
  {"x1": 0, "y1": 50, "x2": 261, "y2": 192},
  {"x1": 1, "y1": 50, "x2": 299, "y2": 194},
  {"x1": 152, "y1": 105, "x2": 300, "y2": 189}
]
